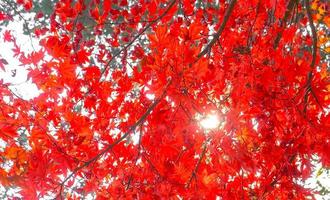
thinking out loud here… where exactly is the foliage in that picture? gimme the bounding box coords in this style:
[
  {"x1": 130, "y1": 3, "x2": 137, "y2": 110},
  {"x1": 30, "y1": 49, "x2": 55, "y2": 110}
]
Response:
[{"x1": 0, "y1": 0, "x2": 329, "y2": 199}]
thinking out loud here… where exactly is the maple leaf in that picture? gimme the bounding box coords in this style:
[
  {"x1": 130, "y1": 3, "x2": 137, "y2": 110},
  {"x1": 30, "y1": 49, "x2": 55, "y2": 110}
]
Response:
[
  {"x1": 0, "y1": 12, "x2": 9, "y2": 21},
  {"x1": 149, "y1": 25, "x2": 170, "y2": 46},
  {"x1": 132, "y1": 45, "x2": 145, "y2": 59},
  {"x1": 74, "y1": 0, "x2": 84, "y2": 14},
  {"x1": 76, "y1": 49, "x2": 90, "y2": 64},
  {"x1": 84, "y1": 66, "x2": 100, "y2": 82},
  {"x1": 57, "y1": 60, "x2": 76, "y2": 82},
  {"x1": 12, "y1": 43, "x2": 21, "y2": 58},
  {"x1": 20, "y1": 50, "x2": 44, "y2": 66},
  {"x1": 201, "y1": 170, "x2": 218, "y2": 188},
  {"x1": 103, "y1": 0, "x2": 111, "y2": 13},
  {"x1": 90, "y1": 6, "x2": 100, "y2": 22},
  {"x1": 3, "y1": 30, "x2": 13, "y2": 42},
  {"x1": 16, "y1": 0, "x2": 33, "y2": 10},
  {"x1": 188, "y1": 22, "x2": 204, "y2": 41}
]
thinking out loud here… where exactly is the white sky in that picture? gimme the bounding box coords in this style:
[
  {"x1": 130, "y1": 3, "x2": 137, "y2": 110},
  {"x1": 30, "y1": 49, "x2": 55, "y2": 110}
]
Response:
[{"x1": 0, "y1": 15, "x2": 40, "y2": 100}]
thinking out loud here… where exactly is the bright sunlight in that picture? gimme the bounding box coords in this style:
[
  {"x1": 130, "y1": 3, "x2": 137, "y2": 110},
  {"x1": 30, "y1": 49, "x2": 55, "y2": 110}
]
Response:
[{"x1": 199, "y1": 114, "x2": 220, "y2": 130}]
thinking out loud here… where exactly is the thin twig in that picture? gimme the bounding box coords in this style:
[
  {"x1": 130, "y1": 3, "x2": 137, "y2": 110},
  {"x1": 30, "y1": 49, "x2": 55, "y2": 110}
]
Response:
[
  {"x1": 126, "y1": 124, "x2": 144, "y2": 190},
  {"x1": 185, "y1": 139, "x2": 209, "y2": 188},
  {"x1": 101, "y1": 0, "x2": 177, "y2": 77},
  {"x1": 247, "y1": 0, "x2": 261, "y2": 47}
]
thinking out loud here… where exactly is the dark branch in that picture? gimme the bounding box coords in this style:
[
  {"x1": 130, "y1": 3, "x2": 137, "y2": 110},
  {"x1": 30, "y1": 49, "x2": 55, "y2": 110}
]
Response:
[
  {"x1": 75, "y1": 0, "x2": 177, "y2": 106},
  {"x1": 101, "y1": 0, "x2": 177, "y2": 77},
  {"x1": 197, "y1": 0, "x2": 237, "y2": 59},
  {"x1": 126, "y1": 124, "x2": 143, "y2": 190},
  {"x1": 56, "y1": 79, "x2": 172, "y2": 198},
  {"x1": 305, "y1": 0, "x2": 317, "y2": 69},
  {"x1": 303, "y1": 0, "x2": 319, "y2": 114},
  {"x1": 247, "y1": 0, "x2": 261, "y2": 47},
  {"x1": 273, "y1": 0, "x2": 297, "y2": 49},
  {"x1": 185, "y1": 139, "x2": 209, "y2": 188}
]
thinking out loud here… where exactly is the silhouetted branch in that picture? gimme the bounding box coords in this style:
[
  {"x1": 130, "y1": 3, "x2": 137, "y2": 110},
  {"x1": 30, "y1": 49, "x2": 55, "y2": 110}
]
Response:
[
  {"x1": 273, "y1": 0, "x2": 297, "y2": 49},
  {"x1": 303, "y1": 0, "x2": 320, "y2": 114},
  {"x1": 304, "y1": 0, "x2": 317, "y2": 69},
  {"x1": 197, "y1": 0, "x2": 237, "y2": 59},
  {"x1": 185, "y1": 139, "x2": 208, "y2": 188},
  {"x1": 126, "y1": 124, "x2": 144, "y2": 190},
  {"x1": 247, "y1": 0, "x2": 261, "y2": 47},
  {"x1": 56, "y1": 79, "x2": 172, "y2": 199},
  {"x1": 101, "y1": 0, "x2": 177, "y2": 77}
]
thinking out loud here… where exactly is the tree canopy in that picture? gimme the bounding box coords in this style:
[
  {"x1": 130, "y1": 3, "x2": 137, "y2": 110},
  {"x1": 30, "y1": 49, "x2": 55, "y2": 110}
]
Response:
[{"x1": 0, "y1": 0, "x2": 329, "y2": 199}]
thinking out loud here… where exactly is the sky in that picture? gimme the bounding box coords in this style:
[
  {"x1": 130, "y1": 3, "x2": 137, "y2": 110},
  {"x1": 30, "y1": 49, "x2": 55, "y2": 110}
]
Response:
[{"x1": 0, "y1": 15, "x2": 40, "y2": 100}]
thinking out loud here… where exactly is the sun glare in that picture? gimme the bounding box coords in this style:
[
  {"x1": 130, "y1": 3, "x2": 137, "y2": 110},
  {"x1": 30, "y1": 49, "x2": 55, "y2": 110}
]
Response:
[{"x1": 200, "y1": 114, "x2": 220, "y2": 130}]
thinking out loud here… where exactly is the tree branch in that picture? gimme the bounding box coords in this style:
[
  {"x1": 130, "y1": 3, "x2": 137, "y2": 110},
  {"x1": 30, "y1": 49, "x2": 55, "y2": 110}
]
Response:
[
  {"x1": 75, "y1": 0, "x2": 177, "y2": 106},
  {"x1": 303, "y1": 0, "x2": 319, "y2": 114},
  {"x1": 101, "y1": 0, "x2": 177, "y2": 77},
  {"x1": 261, "y1": 128, "x2": 305, "y2": 199},
  {"x1": 246, "y1": 0, "x2": 261, "y2": 47},
  {"x1": 197, "y1": 0, "x2": 237, "y2": 59},
  {"x1": 273, "y1": 0, "x2": 297, "y2": 49},
  {"x1": 56, "y1": 79, "x2": 172, "y2": 198},
  {"x1": 126, "y1": 124, "x2": 143, "y2": 190},
  {"x1": 305, "y1": 0, "x2": 317, "y2": 70},
  {"x1": 185, "y1": 139, "x2": 209, "y2": 188}
]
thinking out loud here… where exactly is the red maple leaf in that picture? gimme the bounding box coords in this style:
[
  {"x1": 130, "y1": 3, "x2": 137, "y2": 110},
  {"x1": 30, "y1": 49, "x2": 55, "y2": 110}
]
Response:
[
  {"x1": 3, "y1": 30, "x2": 13, "y2": 42},
  {"x1": 16, "y1": 0, "x2": 33, "y2": 10},
  {"x1": 0, "y1": 12, "x2": 9, "y2": 21}
]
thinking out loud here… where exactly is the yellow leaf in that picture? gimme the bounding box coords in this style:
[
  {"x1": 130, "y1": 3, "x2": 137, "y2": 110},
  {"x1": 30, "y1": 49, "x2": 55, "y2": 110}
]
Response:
[
  {"x1": 316, "y1": 168, "x2": 323, "y2": 178},
  {"x1": 318, "y1": 4, "x2": 326, "y2": 15},
  {"x1": 311, "y1": 1, "x2": 318, "y2": 10}
]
